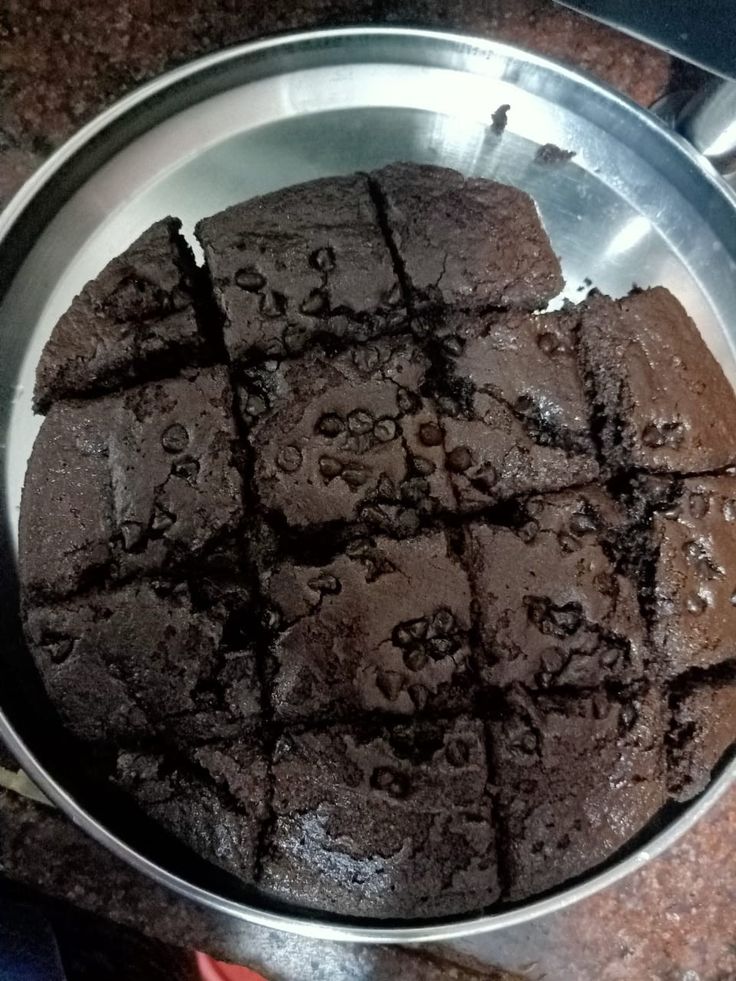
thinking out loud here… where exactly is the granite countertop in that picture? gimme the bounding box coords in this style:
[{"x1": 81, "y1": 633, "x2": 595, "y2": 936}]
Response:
[{"x1": 0, "y1": 3, "x2": 734, "y2": 979}]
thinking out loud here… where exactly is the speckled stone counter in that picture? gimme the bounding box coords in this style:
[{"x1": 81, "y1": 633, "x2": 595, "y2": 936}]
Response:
[{"x1": 1, "y1": 3, "x2": 734, "y2": 980}]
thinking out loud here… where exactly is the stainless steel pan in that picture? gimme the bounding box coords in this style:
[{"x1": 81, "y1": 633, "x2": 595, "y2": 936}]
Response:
[{"x1": 1, "y1": 27, "x2": 735, "y2": 943}]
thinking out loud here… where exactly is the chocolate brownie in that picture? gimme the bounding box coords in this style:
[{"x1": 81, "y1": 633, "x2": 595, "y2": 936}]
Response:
[
  {"x1": 115, "y1": 742, "x2": 268, "y2": 881},
  {"x1": 238, "y1": 336, "x2": 453, "y2": 533},
  {"x1": 433, "y1": 308, "x2": 598, "y2": 510},
  {"x1": 465, "y1": 488, "x2": 646, "y2": 690},
  {"x1": 23, "y1": 580, "x2": 261, "y2": 747},
  {"x1": 667, "y1": 674, "x2": 736, "y2": 802},
  {"x1": 652, "y1": 475, "x2": 736, "y2": 678},
  {"x1": 262, "y1": 532, "x2": 476, "y2": 722},
  {"x1": 34, "y1": 218, "x2": 206, "y2": 412},
  {"x1": 197, "y1": 175, "x2": 404, "y2": 364},
  {"x1": 371, "y1": 162, "x2": 563, "y2": 312},
  {"x1": 490, "y1": 685, "x2": 665, "y2": 900},
  {"x1": 578, "y1": 288, "x2": 736, "y2": 473},
  {"x1": 260, "y1": 717, "x2": 499, "y2": 917},
  {"x1": 20, "y1": 366, "x2": 243, "y2": 599}
]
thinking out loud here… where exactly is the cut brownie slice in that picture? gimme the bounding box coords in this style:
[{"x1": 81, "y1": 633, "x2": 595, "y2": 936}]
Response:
[
  {"x1": 371, "y1": 162, "x2": 563, "y2": 312},
  {"x1": 23, "y1": 580, "x2": 261, "y2": 747},
  {"x1": 34, "y1": 218, "x2": 207, "y2": 412},
  {"x1": 260, "y1": 717, "x2": 499, "y2": 918},
  {"x1": 197, "y1": 175, "x2": 404, "y2": 365},
  {"x1": 115, "y1": 741, "x2": 268, "y2": 882},
  {"x1": 652, "y1": 475, "x2": 736, "y2": 677},
  {"x1": 20, "y1": 366, "x2": 243, "y2": 600},
  {"x1": 238, "y1": 337, "x2": 453, "y2": 533},
  {"x1": 262, "y1": 532, "x2": 476, "y2": 722},
  {"x1": 577, "y1": 287, "x2": 736, "y2": 473},
  {"x1": 667, "y1": 673, "x2": 736, "y2": 802},
  {"x1": 490, "y1": 685, "x2": 665, "y2": 900},
  {"x1": 434, "y1": 308, "x2": 597, "y2": 510},
  {"x1": 465, "y1": 487, "x2": 646, "y2": 690}
]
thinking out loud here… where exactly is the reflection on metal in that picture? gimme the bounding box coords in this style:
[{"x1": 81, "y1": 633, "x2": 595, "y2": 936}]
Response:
[{"x1": 0, "y1": 28, "x2": 735, "y2": 942}]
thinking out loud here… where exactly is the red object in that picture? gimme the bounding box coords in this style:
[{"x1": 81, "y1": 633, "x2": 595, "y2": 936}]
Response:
[{"x1": 195, "y1": 951, "x2": 268, "y2": 981}]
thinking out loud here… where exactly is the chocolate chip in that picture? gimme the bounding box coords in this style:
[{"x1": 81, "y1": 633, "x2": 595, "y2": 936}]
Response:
[
  {"x1": 408, "y1": 684, "x2": 428, "y2": 710},
  {"x1": 518, "y1": 520, "x2": 539, "y2": 544},
  {"x1": 373, "y1": 417, "x2": 397, "y2": 442},
  {"x1": 404, "y1": 646, "x2": 428, "y2": 671},
  {"x1": 260, "y1": 290, "x2": 286, "y2": 317},
  {"x1": 431, "y1": 609, "x2": 455, "y2": 636},
  {"x1": 316, "y1": 413, "x2": 344, "y2": 437},
  {"x1": 276, "y1": 445, "x2": 303, "y2": 473},
  {"x1": 371, "y1": 766, "x2": 410, "y2": 798},
  {"x1": 283, "y1": 322, "x2": 309, "y2": 353},
  {"x1": 318, "y1": 456, "x2": 343, "y2": 480},
  {"x1": 48, "y1": 638, "x2": 74, "y2": 665},
  {"x1": 235, "y1": 268, "x2": 265, "y2": 292},
  {"x1": 120, "y1": 520, "x2": 145, "y2": 552},
  {"x1": 446, "y1": 446, "x2": 472, "y2": 473},
  {"x1": 307, "y1": 573, "x2": 340, "y2": 595},
  {"x1": 352, "y1": 345, "x2": 380, "y2": 372},
  {"x1": 376, "y1": 476, "x2": 396, "y2": 498},
  {"x1": 408, "y1": 618, "x2": 428, "y2": 640},
  {"x1": 161, "y1": 423, "x2": 189, "y2": 453},
  {"x1": 376, "y1": 671, "x2": 403, "y2": 701},
  {"x1": 396, "y1": 387, "x2": 421, "y2": 414},
  {"x1": 419, "y1": 422, "x2": 443, "y2": 446},
  {"x1": 310, "y1": 246, "x2": 335, "y2": 272},
  {"x1": 569, "y1": 511, "x2": 599, "y2": 535},
  {"x1": 342, "y1": 466, "x2": 369, "y2": 489},
  {"x1": 300, "y1": 289, "x2": 328, "y2": 317},
  {"x1": 393, "y1": 624, "x2": 413, "y2": 648},
  {"x1": 441, "y1": 336, "x2": 463, "y2": 357},
  {"x1": 347, "y1": 409, "x2": 374, "y2": 435},
  {"x1": 537, "y1": 331, "x2": 560, "y2": 354},
  {"x1": 689, "y1": 492, "x2": 710, "y2": 519},
  {"x1": 427, "y1": 636, "x2": 454, "y2": 660},
  {"x1": 446, "y1": 740, "x2": 470, "y2": 767}
]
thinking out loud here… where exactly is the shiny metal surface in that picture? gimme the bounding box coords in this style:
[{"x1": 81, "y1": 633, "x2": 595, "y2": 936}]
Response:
[
  {"x1": 556, "y1": 0, "x2": 736, "y2": 79},
  {"x1": 677, "y1": 80, "x2": 736, "y2": 180},
  {"x1": 1, "y1": 27, "x2": 735, "y2": 943}
]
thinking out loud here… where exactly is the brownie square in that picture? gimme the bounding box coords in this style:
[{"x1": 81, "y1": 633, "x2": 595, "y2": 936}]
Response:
[
  {"x1": 465, "y1": 488, "x2": 646, "y2": 690},
  {"x1": 652, "y1": 476, "x2": 736, "y2": 677},
  {"x1": 20, "y1": 366, "x2": 243, "y2": 600},
  {"x1": 577, "y1": 287, "x2": 736, "y2": 473},
  {"x1": 491, "y1": 686, "x2": 665, "y2": 900},
  {"x1": 667, "y1": 675, "x2": 736, "y2": 802},
  {"x1": 262, "y1": 532, "x2": 476, "y2": 722},
  {"x1": 34, "y1": 218, "x2": 207, "y2": 412},
  {"x1": 371, "y1": 162, "x2": 563, "y2": 312},
  {"x1": 115, "y1": 741, "x2": 268, "y2": 881},
  {"x1": 260, "y1": 717, "x2": 499, "y2": 917},
  {"x1": 238, "y1": 337, "x2": 453, "y2": 532},
  {"x1": 24, "y1": 580, "x2": 261, "y2": 747},
  {"x1": 197, "y1": 175, "x2": 404, "y2": 364},
  {"x1": 434, "y1": 308, "x2": 597, "y2": 510}
]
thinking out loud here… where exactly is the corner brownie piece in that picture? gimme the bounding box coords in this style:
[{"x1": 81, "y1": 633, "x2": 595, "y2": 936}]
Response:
[
  {"x1": 434, "y1": 308, "x2": 597, "y2": 510},
  {"x1": 667, "y1": 675, "x2": 736, "y2": 802},
  {"x1": 465, "y1": 488, "x2": 646, "y2": 690},
  {"x1": 578, "y1": 288, "x2": 736, "y2": 473},
  {"x1": 20, "y1": 366, "x2": 243, "y2": 600},
  {"x1": 34, "y1": 218, "x2": 207, "y2": 412},
  {"x1": 262, "y1": 532, "x2": 476, "y2": 722},
  {"x1": 238, "y1": 337, "x2": 453, "y2": 533},
  {"x1": 260, "y1": 717, "x2": 499, "y2": 917},
  {"x1": 197, "y1": 175, "x2": 404, "y2": 364},
  {"x1": 491, "y1": 686, "x2": 665, "y2": 900},
  {"x1": 652, "y1": 476, "x2": 736, "y2": 678},
  {"x1": 24, "y1": 580, "x2": 261, "y2": 746},
  {"x1": 371, "y1": 162, "x2": 563, "y2": 312},
  {"x1": 116, "y1": 742, "x2": 268, "y2": 881}
]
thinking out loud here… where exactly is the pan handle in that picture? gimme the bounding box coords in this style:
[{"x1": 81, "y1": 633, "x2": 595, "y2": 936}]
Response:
[{"x1": 671, "y1": 79, "x2": 736, "y2": 184}]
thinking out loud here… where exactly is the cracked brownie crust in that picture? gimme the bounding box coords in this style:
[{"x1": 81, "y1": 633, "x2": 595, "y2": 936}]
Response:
[{"x1": 18, "y1": 164, "x2": 736, "y2": 919}]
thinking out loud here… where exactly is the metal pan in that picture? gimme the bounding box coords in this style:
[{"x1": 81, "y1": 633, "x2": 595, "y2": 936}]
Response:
[{"x1": 0, "y1": 27, "x2": 735, "y2": 943}]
